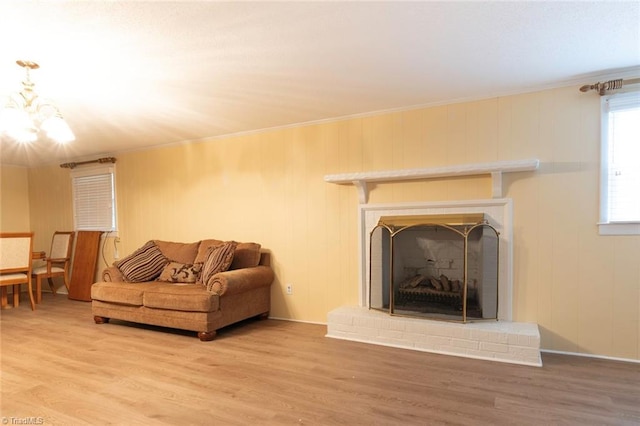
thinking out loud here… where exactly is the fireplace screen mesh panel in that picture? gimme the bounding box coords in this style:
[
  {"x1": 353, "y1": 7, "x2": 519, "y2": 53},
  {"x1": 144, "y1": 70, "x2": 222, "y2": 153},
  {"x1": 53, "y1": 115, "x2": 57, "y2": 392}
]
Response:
[{"x1": 369, "y1": 214, "x2": 499, "y2": 323}]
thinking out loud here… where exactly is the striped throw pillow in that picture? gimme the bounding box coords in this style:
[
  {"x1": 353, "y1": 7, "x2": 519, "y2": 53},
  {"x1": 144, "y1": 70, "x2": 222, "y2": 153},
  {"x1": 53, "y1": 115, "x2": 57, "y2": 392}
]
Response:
[
  {"x1": 116, "y1": 241, "x2": 168, "y2": 282},
  {"x1": 200, "y1": 241, "x2": 237, "y2": 287}
]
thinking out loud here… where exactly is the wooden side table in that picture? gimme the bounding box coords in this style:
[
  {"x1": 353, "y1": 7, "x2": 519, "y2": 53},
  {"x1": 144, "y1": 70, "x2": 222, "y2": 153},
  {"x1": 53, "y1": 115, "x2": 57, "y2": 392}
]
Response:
[{"x1": 68, "y1": 231, "x2": 103, "y2": 301}]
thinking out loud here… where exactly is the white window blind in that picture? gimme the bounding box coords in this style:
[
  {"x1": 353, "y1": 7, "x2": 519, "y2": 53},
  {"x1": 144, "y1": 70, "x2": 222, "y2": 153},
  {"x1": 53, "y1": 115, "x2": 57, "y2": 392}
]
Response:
[
  {"x1": 71, "y1": 165, "x2": 117, "y2": 232},
  {"x1": 600, "y1": 89, "x2": 640, "y2": 234}
]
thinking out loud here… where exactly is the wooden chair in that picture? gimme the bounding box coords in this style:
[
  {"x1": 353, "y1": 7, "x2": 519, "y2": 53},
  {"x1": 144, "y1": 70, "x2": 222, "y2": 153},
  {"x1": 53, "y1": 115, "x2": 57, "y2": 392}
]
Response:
[
  {"x1": 0, "y1": 232, "x2": 35, "y2": 310},
  {"x1": 31, "y1": 231, "x2": 75, "y2": 303}
]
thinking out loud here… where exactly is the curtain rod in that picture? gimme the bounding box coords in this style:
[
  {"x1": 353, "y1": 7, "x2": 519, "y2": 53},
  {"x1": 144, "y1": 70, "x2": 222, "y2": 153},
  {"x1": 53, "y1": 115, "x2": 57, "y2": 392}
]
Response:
[
  {"x1": 60, "y1": 157, "x2": 117, "y2": 169},
  {"x1": 579, "y1": 77, "x2": 640, "y2": 96}
]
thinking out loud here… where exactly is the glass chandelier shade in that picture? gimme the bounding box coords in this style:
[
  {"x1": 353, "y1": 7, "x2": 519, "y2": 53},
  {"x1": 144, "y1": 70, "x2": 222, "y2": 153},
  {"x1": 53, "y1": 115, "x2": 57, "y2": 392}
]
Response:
[{"x1": 0, "y1": 60, "x2": 75, "y2": 144}]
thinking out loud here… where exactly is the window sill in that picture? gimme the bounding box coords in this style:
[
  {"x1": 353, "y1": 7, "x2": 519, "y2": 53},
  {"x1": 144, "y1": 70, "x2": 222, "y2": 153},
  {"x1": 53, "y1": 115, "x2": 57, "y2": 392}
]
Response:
[{"x1": 598, "y1": 222, "x2": 640, "y2": 236}]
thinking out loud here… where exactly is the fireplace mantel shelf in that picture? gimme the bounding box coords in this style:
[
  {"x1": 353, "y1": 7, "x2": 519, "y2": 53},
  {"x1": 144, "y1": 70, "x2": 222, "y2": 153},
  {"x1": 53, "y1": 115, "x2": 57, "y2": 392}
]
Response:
[{"x1": 324, "y1": 159, "x2": 540, "y2": 203}]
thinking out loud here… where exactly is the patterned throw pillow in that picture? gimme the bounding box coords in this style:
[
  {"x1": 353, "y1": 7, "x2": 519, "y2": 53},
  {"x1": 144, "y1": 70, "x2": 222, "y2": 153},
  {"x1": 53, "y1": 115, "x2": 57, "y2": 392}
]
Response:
[
  {"x1": 199, "y1": 241, "x2": 237, "y2": 286},
  {"x1": 157, "y1": 262, "x2": 202, "y2": 283},
  {"x1": 116, "y1": 241, "x2": 168, "y2": 282}
]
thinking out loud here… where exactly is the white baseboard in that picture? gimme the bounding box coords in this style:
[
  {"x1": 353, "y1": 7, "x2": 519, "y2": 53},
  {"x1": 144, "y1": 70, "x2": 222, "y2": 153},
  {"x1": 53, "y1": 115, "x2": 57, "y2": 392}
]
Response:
[
  {"x1": 267, "y1": 316, "x2": 326, "y2": 326},
  {"x1": 540, "y1": 349, "x2": 640, "y2": 364}
]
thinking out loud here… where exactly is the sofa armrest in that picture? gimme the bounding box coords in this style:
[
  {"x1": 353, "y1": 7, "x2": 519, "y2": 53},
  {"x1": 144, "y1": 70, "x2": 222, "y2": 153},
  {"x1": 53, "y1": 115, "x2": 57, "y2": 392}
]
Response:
[
  {"x1": 205, "y1": 265, "x2": 274, "y2": 296},
  {"x1": 102, "y1": 266, "x2": 125, "y2": 282}
]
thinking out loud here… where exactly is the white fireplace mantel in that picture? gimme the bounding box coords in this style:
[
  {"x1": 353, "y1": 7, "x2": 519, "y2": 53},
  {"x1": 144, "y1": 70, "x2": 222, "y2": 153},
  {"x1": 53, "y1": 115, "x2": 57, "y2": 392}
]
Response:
[{"x1": 324, "y1": 159, "x2": 539, "y2": 203}]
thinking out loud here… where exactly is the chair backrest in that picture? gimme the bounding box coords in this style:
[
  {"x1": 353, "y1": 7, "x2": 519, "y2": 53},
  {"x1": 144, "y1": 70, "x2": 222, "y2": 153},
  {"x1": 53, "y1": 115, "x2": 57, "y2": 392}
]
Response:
[
  {"x1": 50, "y1": 231, "x2": 75, "y2": 260},
  {"x1": 0, "y1": 232, "x2": 34, "y2": 273}
]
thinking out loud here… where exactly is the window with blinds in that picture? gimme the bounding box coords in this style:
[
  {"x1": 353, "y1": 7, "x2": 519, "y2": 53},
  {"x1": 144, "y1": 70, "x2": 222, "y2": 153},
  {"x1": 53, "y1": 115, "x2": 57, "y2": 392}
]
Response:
[
  {"x1": 599, "y1": 89, "x2": 640, "y2": 235},
  {"x1": 71, "y1": 165, "x2": 117, "y2": 232}
]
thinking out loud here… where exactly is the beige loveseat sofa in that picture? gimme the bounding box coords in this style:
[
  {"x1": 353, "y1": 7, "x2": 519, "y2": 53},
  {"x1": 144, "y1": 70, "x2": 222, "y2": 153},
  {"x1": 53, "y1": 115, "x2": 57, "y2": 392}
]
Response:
[{"x1": 91, "y1": 239, "x2": 274, "y2": 341}]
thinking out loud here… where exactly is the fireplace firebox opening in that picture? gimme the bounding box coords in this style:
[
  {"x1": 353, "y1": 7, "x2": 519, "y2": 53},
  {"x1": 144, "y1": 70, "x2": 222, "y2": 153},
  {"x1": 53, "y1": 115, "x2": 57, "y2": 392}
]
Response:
[{"x1": 369, "y1": 214, "x2": 499, "y2": 323}]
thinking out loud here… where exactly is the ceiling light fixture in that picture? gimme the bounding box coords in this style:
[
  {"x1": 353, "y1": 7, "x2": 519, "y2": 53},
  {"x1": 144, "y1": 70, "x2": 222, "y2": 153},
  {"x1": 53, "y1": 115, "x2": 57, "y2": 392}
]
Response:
[{"x1": 0, "y1": 60, "x2": 75, "y2": 144}]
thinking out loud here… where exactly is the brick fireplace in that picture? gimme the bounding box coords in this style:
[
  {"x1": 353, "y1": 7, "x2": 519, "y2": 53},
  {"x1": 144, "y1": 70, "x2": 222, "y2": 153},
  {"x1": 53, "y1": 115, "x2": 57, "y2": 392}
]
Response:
[{"x1": 326, "y1": 199, "x2": 542, "y2": 366}]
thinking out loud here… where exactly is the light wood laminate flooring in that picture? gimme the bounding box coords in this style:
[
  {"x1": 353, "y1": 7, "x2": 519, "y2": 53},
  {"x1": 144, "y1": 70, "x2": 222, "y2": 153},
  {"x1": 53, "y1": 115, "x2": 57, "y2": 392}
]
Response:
[{"x1": 1, "y1": 293, "x2": 639, "y2": 425}]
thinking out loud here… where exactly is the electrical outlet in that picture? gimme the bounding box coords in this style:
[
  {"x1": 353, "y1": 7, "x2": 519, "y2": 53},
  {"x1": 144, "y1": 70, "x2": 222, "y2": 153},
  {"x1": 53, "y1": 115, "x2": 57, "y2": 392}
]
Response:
[{"x1": 286, "y1": 284, "x2": 293, "y2": 295}]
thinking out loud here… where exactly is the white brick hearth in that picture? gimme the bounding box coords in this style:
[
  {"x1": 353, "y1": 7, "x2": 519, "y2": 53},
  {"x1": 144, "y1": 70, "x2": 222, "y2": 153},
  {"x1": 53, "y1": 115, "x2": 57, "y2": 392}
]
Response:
[{"x1": 327, "y1": 306, "x2": 542, "y2": 367}]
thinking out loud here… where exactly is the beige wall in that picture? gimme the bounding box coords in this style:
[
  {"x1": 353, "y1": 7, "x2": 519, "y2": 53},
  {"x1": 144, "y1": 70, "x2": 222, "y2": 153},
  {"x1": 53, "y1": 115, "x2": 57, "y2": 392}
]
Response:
[
  {"x1": 25, "y1": 85, "x2": 640, "y2": 360},
  {"x1": 0, "y1": 165, "x2": 31, "y2": 232},
  {"x1": 26, "y1": 165, "x2": 75, "y2": 253}
]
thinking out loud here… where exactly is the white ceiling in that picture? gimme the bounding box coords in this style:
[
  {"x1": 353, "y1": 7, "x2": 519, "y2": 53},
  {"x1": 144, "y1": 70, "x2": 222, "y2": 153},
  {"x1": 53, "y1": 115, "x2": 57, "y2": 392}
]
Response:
[{"x1": 1, "y1": 1, "x2": 639, "y2": 167}]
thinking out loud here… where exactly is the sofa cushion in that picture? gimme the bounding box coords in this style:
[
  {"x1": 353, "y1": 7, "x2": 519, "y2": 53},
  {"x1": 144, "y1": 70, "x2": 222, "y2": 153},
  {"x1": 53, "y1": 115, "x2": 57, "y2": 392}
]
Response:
[
  {"x1": 92, "y1": 282, "x2": 219, "y2": 313},
  {"x1": 230, "y1": 242, "x2": 262, "y2": 269},
  {"x1": 116, "y1": 241, "x2": 168, "y2": 282},
  {"x1": 194, "y1": 239, "x2": 224, "y2": 264},
  {"x1": 143, "y1": 284, "x2": 219, "y2": 312},
  {"x1": 157, "y1": 262, "x2": 202, "y2": 283},
  {"x1": 200, "y1": 241, "x2": 237, "y2": 286},
  {"x1": 91, "y1": 281, "x2": 148, "y2": 306},
  {"x1": 154, "y1": 240, "x2": 200, "y2": 264}
]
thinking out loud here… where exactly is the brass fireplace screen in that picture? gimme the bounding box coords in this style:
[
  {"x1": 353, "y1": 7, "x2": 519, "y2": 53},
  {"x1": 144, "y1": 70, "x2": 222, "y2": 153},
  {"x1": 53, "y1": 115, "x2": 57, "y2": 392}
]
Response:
[{"x1": 369, "y1": 214, "x2": 499, "y2": 323}]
